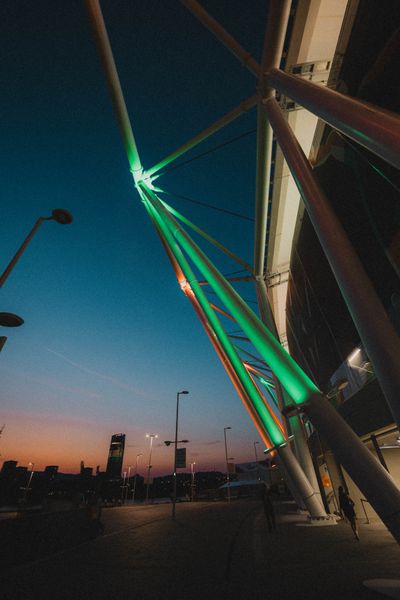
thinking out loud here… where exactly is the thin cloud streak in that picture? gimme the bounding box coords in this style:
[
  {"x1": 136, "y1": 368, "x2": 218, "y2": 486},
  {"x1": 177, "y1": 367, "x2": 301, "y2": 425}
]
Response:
[
  {"x1": 0, "y1": 367, "x2": 101, "y2": 401},
  {"x1": 44, "y1": 347, "x2": 149, "y2": 397}
]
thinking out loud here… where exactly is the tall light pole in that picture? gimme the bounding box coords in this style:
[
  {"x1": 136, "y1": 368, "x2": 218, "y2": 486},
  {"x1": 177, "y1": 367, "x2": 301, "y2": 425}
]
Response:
[
  {"x1": 224, "y1": 427, "x2": 232, "y2": 503},
  {"x1": 254, "y1": 441, "x2": 261, "y2": 481},
  {"x1": 0, "y1": 312, "x2": 24, "y2": 354},
  {"x1": 124, "y1": 465, "x2": 132, "y2": 502},
  {"x1": 0, "y1": 208, "x2": 73, "y2": 288},
  {"x1": 23, "y1": 462, "x2": 35, "y2": 502},
  {"x1": 121, "y1": 470, "x2": 127, "y2": 503},
  {"x1": 172, "y1": 390, "x2": 189, "y2": 520},
  {"x1": 190, "y1": 461, "x2": 196, "y2": 502},
  {"x1": 145, "y1": 434, "x2": 158, "y2": 502},
  {"x1": 132, "y1": 453, "x2": 142, "y2": 503}
]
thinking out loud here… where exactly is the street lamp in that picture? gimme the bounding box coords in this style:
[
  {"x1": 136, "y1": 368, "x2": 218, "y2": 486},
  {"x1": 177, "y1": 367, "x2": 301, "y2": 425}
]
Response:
[
  {"x1": 23, "y1": 462, "x2": 35, "y2": 502},
  {"x1": 126, "y1": 465, "x2": 132, "y2": 502},
  {"x1": 0, "y1": 312, "x2": 24, "y2": 353},
  {"x1": 121, "y1": 470, "x2": 127, "y2": 503},
  {"x1": 0, "y1": 208, "x2": 73, "y2": 288},
  {"x1": 132, "y1": 453, "x2": 142, "y2": 503},
  {"x1": 224, "y1": 427, "x2": 232, "y2": 503},
  {"x1": 190, "y1": 461, "x2": 196, "y2": 502},
  {"x1": 145, "y1": 434, "x2": 158, "y2": 502},
  {"x1": 254, "y1": 441, "x2": 261, "y2": 481},
  {"x1": 172, "y1": 390, "x2": 189, "y2": 520},
  {"x1": 122, "y1": 466, "x2": 133, "y2": 503}
]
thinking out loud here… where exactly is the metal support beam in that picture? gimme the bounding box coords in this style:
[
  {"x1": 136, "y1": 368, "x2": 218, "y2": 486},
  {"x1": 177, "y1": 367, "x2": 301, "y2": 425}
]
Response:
[
  {"x1": 254, "y1": 0, "x2": 291, "y2": 277},
  {"x1": 146, "y1": 186, "x2": 400, "y2": 539},
  {"x1": 140, "y1": 184, "x2": 286, "y2": 447},
  {"x1": 145, "y1": 95, "x2": 257, "y2": 179},
  {"x1": 142, "y1": 185, "x2": 326, "y2": 518},
  {"x1": 371, "y1": 434, "x2": 389, "y2": 472},
  {"x1": 303, "y1": 394, "x2": 400, "y2": 542},
  {"x1": 264, "y1": 95, "x2": 400, "y2": 431},
  {"x1": 180, "y1": 0, "x2": 260, "y2": 77},
  {"x1": 267, "y1": 67, "x2": 400, "y2": 170},
  {"x1": 252, "y1": 0, "x2": 322, "y2": 507},
  {"x1": 257, "y1": 277, "x2": 323, "y2": 507},
  {"x1": 85, "y1": 0, "x2": 143, "y2": 180},
  {"x1": 254, "y1": 107, "x2": 273, "y2": 276},
  {"x1": 150, "y1": 184, "x2": 321, "y2": 405},
  {"x1": 160, "y1": 198, "x2": 254, "y2": 273},
  {"x1": 87, "y1": 0, "x2": 400, "y2": 540}
]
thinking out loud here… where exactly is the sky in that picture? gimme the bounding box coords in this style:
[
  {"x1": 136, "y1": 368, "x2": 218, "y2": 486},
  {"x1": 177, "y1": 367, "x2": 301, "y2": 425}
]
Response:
[{"x1": 0, "y1": 0, "x2": 270, "y2": 475}]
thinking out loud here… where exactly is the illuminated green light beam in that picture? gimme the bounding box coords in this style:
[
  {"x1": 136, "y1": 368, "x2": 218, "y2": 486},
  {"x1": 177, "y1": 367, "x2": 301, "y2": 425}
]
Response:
[
  {"x1": 143, "y1": 200, "x2": 275, "y2": 451},
  {"x1": 143, "y1": 184, "x2": 320, "y2": 405},
  {"x1": 159, "y1": 196, "x2": 253, "y2": 274},
  {"x1": 144, "y1": 94, "x2": 258, "y2": 179},
  {"x1": 86, "y1": 0, "x2": 143, "y2": 181},
  {"x1": 260, "y1": 376, "x2": 278, "y2": 398},
  {"x1": 250, "y1": 373, "x2": 282, "y2": 422},
  {"x1": 138, "y1": 184, "x2": 285, "y2": 446},
  {"x1": 234, "y1": 344, "x2": 273, "y2": 374}
]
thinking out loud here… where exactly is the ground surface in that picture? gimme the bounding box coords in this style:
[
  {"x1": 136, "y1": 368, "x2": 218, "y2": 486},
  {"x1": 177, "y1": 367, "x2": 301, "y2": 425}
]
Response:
[{"x1": 2, "y1": 500, "x2": 400, "y2": 599}]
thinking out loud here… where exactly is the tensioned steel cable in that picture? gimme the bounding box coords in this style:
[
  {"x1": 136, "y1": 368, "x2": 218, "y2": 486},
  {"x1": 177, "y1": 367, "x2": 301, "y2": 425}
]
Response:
[
  {"x1": 160, "y1": 189, "x2": 254, "y2": 222},
  {"x1": 155, "y1": 128, "x2": 256, "y2": 178}
]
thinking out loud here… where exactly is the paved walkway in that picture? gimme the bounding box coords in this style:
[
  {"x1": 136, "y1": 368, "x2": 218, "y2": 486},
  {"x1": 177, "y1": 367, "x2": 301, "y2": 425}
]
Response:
[
  {"x1": 231, "y1": 500, "x2": 400, "y2": 599},
  {"x1": 1, "y1": 500, "x2": 400, "y2": 599}
]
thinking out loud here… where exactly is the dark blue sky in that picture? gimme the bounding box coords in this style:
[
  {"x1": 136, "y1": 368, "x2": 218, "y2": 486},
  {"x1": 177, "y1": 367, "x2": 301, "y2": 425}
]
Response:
[{"x1": 0, "y1": 1, "x2": 269, "y2": 473}]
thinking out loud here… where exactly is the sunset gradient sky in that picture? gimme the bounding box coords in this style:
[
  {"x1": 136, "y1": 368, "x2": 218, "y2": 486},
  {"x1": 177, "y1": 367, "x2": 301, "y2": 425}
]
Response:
[{"x1": 1, "y1": 1, "x2": 269, "y2": 475}]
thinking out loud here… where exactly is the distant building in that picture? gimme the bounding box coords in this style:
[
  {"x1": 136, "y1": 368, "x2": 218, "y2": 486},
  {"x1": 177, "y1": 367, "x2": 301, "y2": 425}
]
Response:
[
  {"x1": 106, "y1": 433, "x2": 125, "y2": 479},
  {"x1": 80, "y1": 461, "x2": 93, "y2": 478},
  {"x1": 235, "y1": 460, "x2": 273, "y2": 484},
  {"x1": 15, "y1": 466, "x2": 28, "y2": 474},
  {"x1": 44, "y1": 466, "x2": 58, "y2": 478},
  {"x1": 1, "y1": 460, "x2": 17, "y2": 475}
]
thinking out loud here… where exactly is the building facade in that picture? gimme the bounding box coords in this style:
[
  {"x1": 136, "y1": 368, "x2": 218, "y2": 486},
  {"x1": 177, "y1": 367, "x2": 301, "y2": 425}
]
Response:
[{"x1": 105, "y1": 433, "x2": 125, "y2": 480}]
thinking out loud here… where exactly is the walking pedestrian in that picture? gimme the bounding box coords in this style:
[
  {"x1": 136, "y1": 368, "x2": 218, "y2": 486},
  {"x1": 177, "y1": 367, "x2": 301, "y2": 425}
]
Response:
[{"x1": 338, "y1": 485, "x2": 359, "y2": 540}]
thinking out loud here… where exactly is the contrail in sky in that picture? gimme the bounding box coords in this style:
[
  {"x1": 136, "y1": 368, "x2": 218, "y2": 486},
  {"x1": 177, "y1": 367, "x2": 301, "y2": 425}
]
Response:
[{"x1": 44, "y1": 347, "x2": 146, "y2": 396}]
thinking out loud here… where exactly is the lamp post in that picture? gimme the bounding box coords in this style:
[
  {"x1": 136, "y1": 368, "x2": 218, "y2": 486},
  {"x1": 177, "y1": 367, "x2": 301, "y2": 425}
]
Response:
[
  {"x1": 190, "y1": 461, "x2": 196, "y2": 502},
  {"x1": 224, "y1": 427, "x2": 232, "y2": 503},
  {"x1": 254, "y1": 441, "x2": 261, "y2": 481},
  {"x1": 123, "y1": 466, "x2": 132, "y2": 503},
  {"x1": 145, "y1": 434, "x2": 158, "y2": 502},
  {"x1": 0, "y1": 208, "x2": 73, "y2": 288},
  {"x1": 127, "y1": 465, "x2": 132, "y2": 502},
  {"x1": 0, "y1": 312, "x2": 24, "y2": 353},
  {"x1": 172, "y1": 390, "x2": 189, "y2": 520},
  {"x1": 121, "y1": 470, "x2": 127, "y2": 503},
  {"x1": 23, "y1": 462, "x2": 35, "y2": 502},
  {"x1": 132, "y1": 453, "x2": 142, "y2": 503}
]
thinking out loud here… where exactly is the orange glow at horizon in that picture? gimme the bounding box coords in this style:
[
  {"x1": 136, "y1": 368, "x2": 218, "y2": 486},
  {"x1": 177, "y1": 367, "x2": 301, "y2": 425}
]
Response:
[{"x1": 0, "y1": 409, "x2": 252, "y2": 477}]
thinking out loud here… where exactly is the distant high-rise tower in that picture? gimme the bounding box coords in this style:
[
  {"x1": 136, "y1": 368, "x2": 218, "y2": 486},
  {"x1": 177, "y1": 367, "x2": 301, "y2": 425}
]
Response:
[{"x1": 106, "y1": 433, "x2": 125, "y2": 479}]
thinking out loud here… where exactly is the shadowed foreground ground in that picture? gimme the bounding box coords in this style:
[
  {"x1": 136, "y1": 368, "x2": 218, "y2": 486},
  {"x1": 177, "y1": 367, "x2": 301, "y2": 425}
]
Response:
[{"x1": 1, "y1": 500, "x2": 400, "y2": 599}]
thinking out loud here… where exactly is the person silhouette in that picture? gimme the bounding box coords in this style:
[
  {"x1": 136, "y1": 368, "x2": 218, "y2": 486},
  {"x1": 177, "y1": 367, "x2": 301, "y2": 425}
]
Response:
[{"x1": 338, "y1": 486, "x2": 359, "y2": 540}]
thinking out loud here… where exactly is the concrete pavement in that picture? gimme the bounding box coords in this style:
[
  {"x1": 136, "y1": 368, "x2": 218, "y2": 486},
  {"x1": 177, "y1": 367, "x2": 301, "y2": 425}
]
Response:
[{"x1": 1, "y1": 500, "x2": 400, "y2": 599}]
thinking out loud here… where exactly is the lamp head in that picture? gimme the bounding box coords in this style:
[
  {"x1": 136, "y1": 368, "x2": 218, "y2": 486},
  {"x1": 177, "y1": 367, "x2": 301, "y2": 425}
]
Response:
[
  {"x1": 0, "y1": 312, "x2": 24, "y2": 328},
  {"x1": 51, "y1": 208, "x2": 73, "y2": 225}
]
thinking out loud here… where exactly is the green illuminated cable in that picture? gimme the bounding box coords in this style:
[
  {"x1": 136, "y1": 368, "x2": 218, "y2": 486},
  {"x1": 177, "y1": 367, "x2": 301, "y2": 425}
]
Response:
[
  {"x1": 143, "y1": 183, "x2": 321, "y2": 405},
  {"x1": 138, "y1": 183, "x2": 286, "y2": 446}
]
